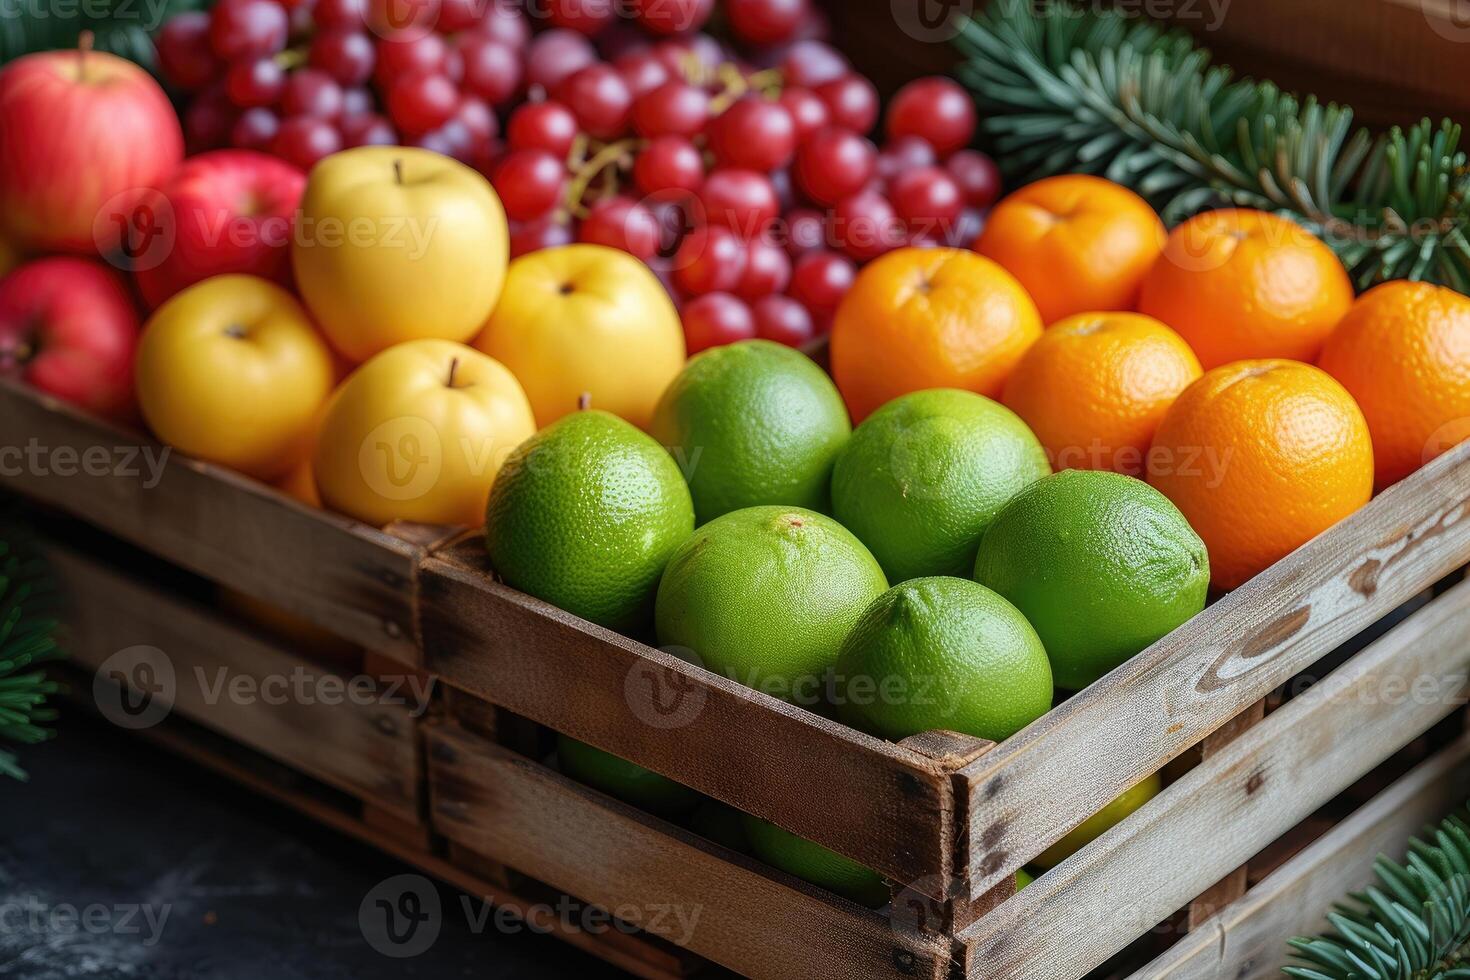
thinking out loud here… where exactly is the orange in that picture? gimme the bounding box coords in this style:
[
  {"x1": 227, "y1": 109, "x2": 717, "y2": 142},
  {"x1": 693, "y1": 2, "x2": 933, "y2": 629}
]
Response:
[
  {"x1": 974, "y1": 175, "x2": 1166, "y2": 325},
  {"x1": 830, "y1": 247, "x2": 1042, "y2": 423},
  {"x1": 1002, "y1": 312, "x2": 1202, "y2": 475},
  {"x1": 1318, "y1": 281, "x2": 1470, "y2": 489},
  {"x1": 1138, "y1": 209, "x2": 1353, "y2": 369},
  {"x1": 1147, "y1": 360, "x2": 1373, "y2": 591}
]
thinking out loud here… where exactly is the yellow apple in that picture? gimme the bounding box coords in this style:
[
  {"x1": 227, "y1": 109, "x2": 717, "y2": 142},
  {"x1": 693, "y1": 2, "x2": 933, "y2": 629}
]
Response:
[
  {"x1": 293, "y1": 146, "x2": 509, "y2": 363},
  {"x1": 315, "y1": 339, "x2": 535, "y2": 527},
  {"x1": 474, "y1": 244, "x2": 685, "y2": 429},
  {"x1": 135, "y1": 275, "x2": 335, "y2": 480}
]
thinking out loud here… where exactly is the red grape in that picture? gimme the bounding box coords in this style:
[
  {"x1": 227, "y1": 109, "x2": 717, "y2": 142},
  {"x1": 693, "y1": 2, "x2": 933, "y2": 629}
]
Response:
[
  {"x1": 545, "y1": 0, "x2": 616, "y2": 36},
  {"x1": 631, "y1": 80, "x2": 709, "y2": 138},
  {"x1": 231, "y1": 107, "x2": 280, "y2": 150},
  {"x1": 708, "y1": 97, "x2": 797, "y2": 172},
  {"x1": 209, "y1": 0, "x2": 289, "y2": 62},
  {"x1": 726, "y1": 0, "x2": 809, "y2": 45},
  {"x1": 789, "y1": 250, "x2": 854, "y2": 317},
  {"x1": 157, "y1": 13, "x2": 219, "y2": 92},
  {"x1": 557, "y1": 63, "x2": 633, "y2": 140},
  {"x1": 282, "y1": 68, "x2": 345, "y2": 120},
  {"x1": 313, "y1": 0, "x2": 366, "y2": 28},
  {"x1": 736, "y1": 235, "x2": 792, "y2": 299},
  {"x1": 225, "y1": 57, "x2": 286, "y2": 108},
  {"x1": 877, "y1": 135, "x2": 937, "y2": 181},
  {"x1": 374, "y1": 32, "x2": 449, "y2": 87},
  {"x1": 453, "y1": 97, "x2": 498, "y2": 152},
  {"x1": 365, "y1": 0, "x2": 442, "y2": 35},
  {"x1": 579, "y1": 197, "x2": 661, "y2": 260},
  {"x1": 633, "y1": 136, "x2": 705, "y2": 195},
  {"x1": 673, "y1": 225, "x2": 745, "y2": 295},
  {"x1": 510, "y1": 216, "x2": 575, "y2": 258},
  {"x1": 700, "y1": 169, "x2": 780, "y2": 234},
  {"x1": 507, "y1": 101, "x2": 579, "y2": 158},
  {"x1": 479, "y1": 2, "x2": 532, "y2": 49},
  {"x1": 526, "y1": 29, "x2": 598, "y2": 91},
  {"x1": 886, "y1": 77, "x2": 977, "y2": 157},
  {"x1": 815, "y1": 74, "x2": 878, "y2": 135},
  {"x1": 794, "y1": 127, "x2": 876, "y2": 206},
  {"x1": 184, "y1": 85, "x2": 236, "y2": 151},
  {"x1": 340, "y1": 112, "x2": 398, "y2": 147},
  {"x1": 273, "y1": 116, "x2": 342, "y2": 170},
  {"x1": 683, "y1": 293, "x2": 756, "y2": 354},
  {"x1": 889, "y1": 166, "x2": 963, "y2": 226},
  {"x1": 436, "y1": 0, "x2": 481, "y2": 32},
  {"x1": 341, "y1": 86, "x2": 375, "y2": 118},
  {"x1": 778, "y1": 87, "x2": 829, "y2": 142},
  {"x1": 614, "y1": 50, "x2": 670, "y2": 97},
  {"x1": 830, "y1": 189, "x2": 904, "y2": 261},
  {"x1": 493, "y1": 150, "x2": 567, "y2": 221},
  {"x1": 458, "y1": 36, "x2": 522, "y2": 106},
  {"x1": 648, "y1": 196, "x2": 697, "y2": 255},
  {"x1": 947, "y1": 208, "x2": 986, "y2": 248},
  {"x1": 309, "y1": 29, "x2": 375, "y2": 86},
  {"x1": 945, "y1": 149, "x2": 1002, "y2": 208},
  {"x1": 752, "y1": 294, "x2": 816, "y2": 347},
  {"x1": 780, "y1": 40, "x2": 848, "y2": 88},
  {"x1": 631, "y1": 0, "x2": 714, "y2": 36},
  {"x1": 783, "y1": 207, "x2": 827, "y2": 257},
  {"x1": 388, "y1": 71, "x2": 459, "y2": 135}
]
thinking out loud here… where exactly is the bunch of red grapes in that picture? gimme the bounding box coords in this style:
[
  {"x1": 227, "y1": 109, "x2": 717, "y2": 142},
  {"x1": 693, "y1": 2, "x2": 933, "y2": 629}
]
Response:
[{"x1": 153, "y1": 0, "x2": 1002, "y2": 354}]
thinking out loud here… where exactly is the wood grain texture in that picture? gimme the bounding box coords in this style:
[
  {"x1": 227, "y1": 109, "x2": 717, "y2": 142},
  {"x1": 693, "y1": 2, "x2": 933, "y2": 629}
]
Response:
[
  {"x1": 956, "y1": 577, "x2": 1470, "y2": 979},
  {"x1": 1128, "y1": 734, "x2": 1470, "y2": 980},
  {"x1": 45, "y1": 535, "x2": 423, "y2": 818},
  {"x1": 426, "y1": 723, "x2": 951, "y2": 980},
  {"x1": 960, "y1": 440, "x2": 1470, "y2": 898},
  {"x1": 0, "y1": 380, "x2": 422, "y2": 660},
  {"x1": 420, "y1": 549, "x2": 958, "y2": 899},
  {"x1": 1186, "y1": 698, "x2": 1268, "y2": 930}
]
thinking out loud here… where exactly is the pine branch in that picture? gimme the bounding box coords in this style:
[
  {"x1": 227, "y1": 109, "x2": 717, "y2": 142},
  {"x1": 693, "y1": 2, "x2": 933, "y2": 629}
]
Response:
[
  {"x1": 952, "y1": 0, "x2": 1470, "y2": 293},
  {"x1": 0, "y1": 533, "x2": 64, "y2": 782},
  {"x1": 1284, "y1": 806, "x2": 1470, "y2": 979}
]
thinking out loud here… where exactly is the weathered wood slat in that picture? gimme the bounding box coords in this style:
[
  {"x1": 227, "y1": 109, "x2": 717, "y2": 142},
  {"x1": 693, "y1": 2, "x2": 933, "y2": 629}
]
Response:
[
  {"x1": 420, "y1": 549, "x2": 958, "y2": 898},
  {"x1": 0, "y1": 380, "x2": 422, "y2": 660},
  {"x1": 957, "y1": 576, "x2": 1470, "y2": 979},
  {"x1": 1129, "y1": 734, "x2": 1470, "y2": 980},
  {"x1": 425, "y1": 723, "x2": 951, "y2": 980},
  {"x1": 960, "y1": 440, "x2": 1470, "y2": 899},
  {"x1": 1186, "y1": 697, "x2": 1268, "y2": 930},
  {"x1": 46, "y1": 536, "x2": 423, "y2": 818}
]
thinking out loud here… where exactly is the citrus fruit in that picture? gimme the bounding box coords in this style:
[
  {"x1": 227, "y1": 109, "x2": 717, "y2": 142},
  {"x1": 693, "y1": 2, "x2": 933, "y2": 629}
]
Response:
[
  {"x1": 1317, "y1": 280, "x2": 1470, "y2": 489},
  {"x1": 486, "y1": 409, "x2": 695, "y2": 633},
  {"x1": 1001, "y1": 312, "x2": 1203, "y2": 476},
  {"x1": 1016, "y1": 868, "x2": 1034, "y2": 890},
  {"x1": 830, "y1": 389, "x2": 1051, "y2": 582},
  {"x1": 741, "y1": 815, "x2": 889, "y2": 907},
  {"x1": 975, "y1": 174, "x2": 1166, "y2": 325},
  {"x1": 973, "y1": 470, "x2": 1209, "y2": 691},
  {"x1": 557, "y1": 735, "x2": 701, "y2": 817},
  {"x1": 1138, "y1": 209, "x2": 1353, "y2": 369},
  {"x1": 475, "y1": 243, "x2": 685, "y2": 429},
  {"x1": 649, "y1": 340, "x2": 851, "y2": 525},
  {"x1": 1147, "y1": 360, "x2": 1373, "y2": 591},
  {"x1": 1031, "y1": 773, "x2": 1163, "y2": 870},
  {"x1": 832, "y1": 577, "x2": 1053, "y2": 742},
  {"x1": 829, "y1": 247, "x2": 1043, "y2": 423},
  {"x1": 655, "y1": 506, "x2": 887, "y2": 702}
]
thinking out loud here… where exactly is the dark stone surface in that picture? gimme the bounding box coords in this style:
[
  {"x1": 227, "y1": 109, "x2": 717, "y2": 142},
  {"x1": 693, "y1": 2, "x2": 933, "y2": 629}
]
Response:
[{"x1": 0, "y1": 714, "x2": 624, "y2": 980}]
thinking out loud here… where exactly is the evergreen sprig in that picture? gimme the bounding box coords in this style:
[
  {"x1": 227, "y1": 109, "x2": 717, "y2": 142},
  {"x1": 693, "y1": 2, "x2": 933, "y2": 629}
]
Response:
[
  {"x1": 1284, "y1": 805, "x2": 1470, "y2": 979},
  {"x1": 0, "y1": 535, "x2": 63, "y2": 781},
  {"x1": 952, "y1": 0, "x2": 1470, "y2": 293}
]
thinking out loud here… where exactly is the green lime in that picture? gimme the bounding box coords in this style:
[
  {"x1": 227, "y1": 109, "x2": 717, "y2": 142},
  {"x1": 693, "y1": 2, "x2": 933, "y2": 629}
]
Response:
[
  {"x1": 655, "y1": 506, "x2": 887, "y2": 703},
  {"x1": 485, "y1": 409, "x2": 694, "y2": 633},
  {"x1": 687, "y1": 798, "x2": 748, "y2": 852},
  {"x1": 973, "y1": 470, "x2": 1209, "y2": 691},
  {"x1": 831, "y1": 389, "x2": 1050, "y2": 583},
  {"x1": 1032, "y1": 773, "x2": 1162, "y2": 869},
  {"x1": 556, "y1": 735, "x2": 701, "y2": 817},
  {"x1": 833, "y1": 577, "x2": 1053, "y2": 742},
  {"x1": 1016, "y1": 868, "x2": 1034, "y2": 890},
  {"x1": 742, "y1": 815, "x2": 889, "y2": 907},
  {"x1": 650, "y1": 340, "x2": 851, "y2": 524}
]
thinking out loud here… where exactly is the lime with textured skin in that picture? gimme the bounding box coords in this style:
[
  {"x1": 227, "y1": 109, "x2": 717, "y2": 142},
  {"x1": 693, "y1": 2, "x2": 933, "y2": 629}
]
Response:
[
  {"x1": 833, "y1": 577, "x2": 1053, "y2": 743},
  {"x1": 557, "y1": 735, "x2": 701, "y2": 817},
  {"x1": 974, "y1": 470, "x2": 1208, "y2": 691},
  {"x1": 486, "y1": 409, "x2": 694, "y2": 633},
  {"x1": 650, "y1": 340, "x2": 851, "y2": 525},
  {"x1": 1016, "y1": 868, "x2": 1034, "y2": 890},
  {"x1": 831, "y1": 389, "x2": 1050, "y2": 583},
  {"x1": 655, "y1": 506, "x2": 887, "y2": 703},
  {"x1": 1032, "y1": 774, "x2": 1163, "y2": 869},
  {"x1": 742, "y1": 815, "x2": 889, "y2": 907}
]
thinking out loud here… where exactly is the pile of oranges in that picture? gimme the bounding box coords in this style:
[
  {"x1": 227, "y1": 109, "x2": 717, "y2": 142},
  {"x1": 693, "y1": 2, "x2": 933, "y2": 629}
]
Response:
[{"x1": 830, "y1": 174, "x2": 1470, "y2": 592}]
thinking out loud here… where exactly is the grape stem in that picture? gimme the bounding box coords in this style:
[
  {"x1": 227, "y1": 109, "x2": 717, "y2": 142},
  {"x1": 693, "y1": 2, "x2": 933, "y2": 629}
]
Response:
[{"x1": 564, "y1": 138, "x2": 641, "y2": 220}]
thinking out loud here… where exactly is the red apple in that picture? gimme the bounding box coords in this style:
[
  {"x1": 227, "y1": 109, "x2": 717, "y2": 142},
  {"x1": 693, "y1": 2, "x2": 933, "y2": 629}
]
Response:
[
  {"x1": 0, "y1": 39, "x2": 184, "y2": 255},
  {"x1": 134, "y1": 150, "x2": 307, "y2": 309},
  {"x1": 0, "y1": 257, "x2": 140, "y2": 417}
]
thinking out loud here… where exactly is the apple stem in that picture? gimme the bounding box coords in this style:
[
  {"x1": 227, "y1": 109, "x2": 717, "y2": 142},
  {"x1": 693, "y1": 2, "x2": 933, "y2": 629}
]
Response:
[
  {"x1": 577, "y1": 392, "x2": 592, "y2": 411},
  {"x1": 393, "y1": 159, "x2": 404, "y2": 185},
  {"x1": 78, "y1": 30, "x2": 93, "y2": 80},
  {"x1": 447, "y1": 357, "x2": 460, "y2": 388}
]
